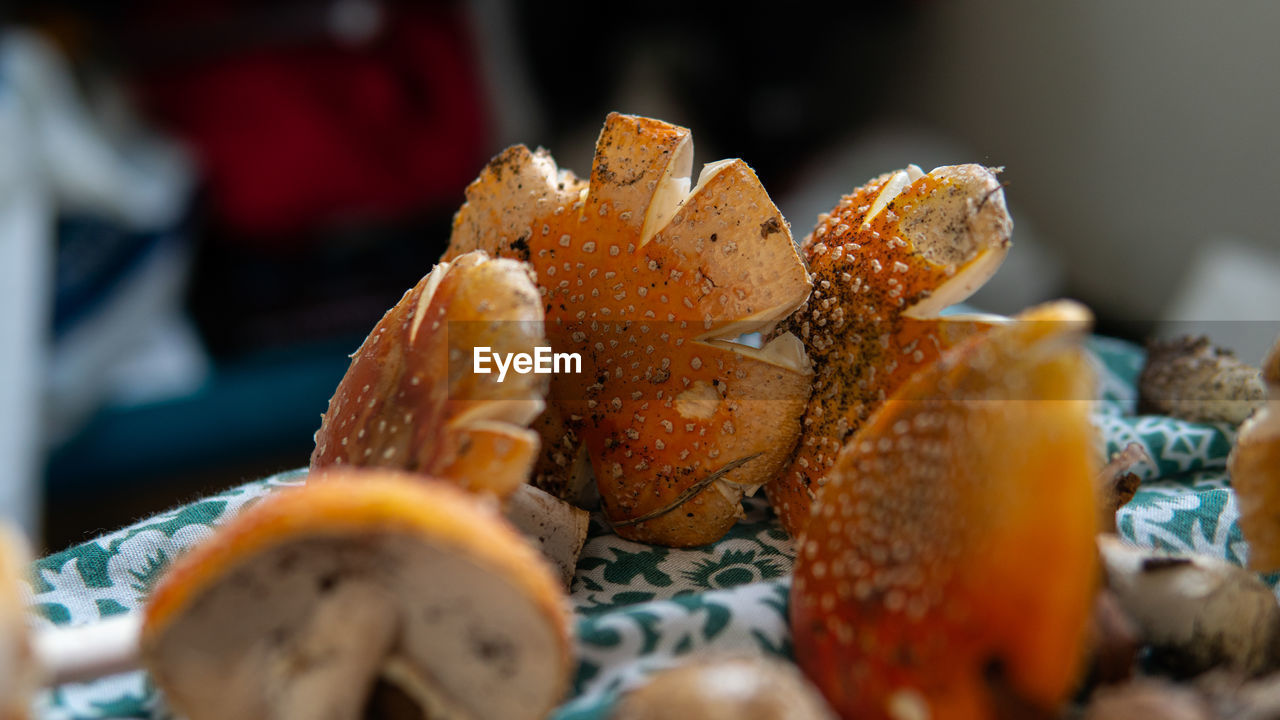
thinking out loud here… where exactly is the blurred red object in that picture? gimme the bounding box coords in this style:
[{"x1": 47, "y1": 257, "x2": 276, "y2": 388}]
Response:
[{"x1": 129, "y1": 1, "x2": 489, "y2": 241}]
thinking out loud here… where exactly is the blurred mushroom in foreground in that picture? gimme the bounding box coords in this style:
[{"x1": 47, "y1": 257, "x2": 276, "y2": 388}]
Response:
[
  {"x1": 141, "y1": 472, "x2": 572, "y2": 720},
  {"x1": 612, "y1": 654, "x2": 835, "y2": 720},
  {"x1": 1099, "y1": 534, "x2": 1280, "y2": 678},
  {"x1": 791, "y1": 300, "x2": 1099, "y2": 720}
]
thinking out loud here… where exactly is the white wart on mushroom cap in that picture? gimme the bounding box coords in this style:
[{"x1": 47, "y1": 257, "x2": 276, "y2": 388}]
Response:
[
  {"x1": 1139, "y1": 336, "x2": 1267, "y2": 424},
  {"x1": 1098, "y1": 534, "x2": 1280, "y2": 677},
  {"x1": 142, "y1": 474, "x2": 571, "y2": 720}
]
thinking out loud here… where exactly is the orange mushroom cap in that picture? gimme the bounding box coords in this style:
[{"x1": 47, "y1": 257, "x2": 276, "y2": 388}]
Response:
[
  {"x1": 770, "y1": 164, "x2": 1012, "y2": 537},
  {"x1": 790, "y1": 301, "x2": 1099, "y2": 720},
  {"x1": 310, "y1": 250, "x2": 547, "y2": 498},
  {"x1": 447, "y1": 113, "x2": 813, "y2": 546}
]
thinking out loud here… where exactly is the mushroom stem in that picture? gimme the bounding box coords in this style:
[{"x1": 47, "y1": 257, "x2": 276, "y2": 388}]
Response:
[
  {"x1": 269, "y1": 580, "x2": 399, "y2": 720},
  {"x1": 33, "y1": 613, "x2": 142, "y2": 685},
  {"x1": 503, "y1": 484, "x2": 589, "y2": 587}
]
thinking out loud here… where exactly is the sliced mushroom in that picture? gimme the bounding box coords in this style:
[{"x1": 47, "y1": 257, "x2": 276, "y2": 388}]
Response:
[
  {"x1": 0, "y1": 527, "x2": 36, "y2": 719},
  {"x1": 612, "y1": 654, "x2": 836, "y2": 720},
  {"x1": 1229, "y1": 335, "x2": 1280, "y2": 572},
  {"x1": 141, "y1": 471, "x2": 572, "y2": 720},
  {"x1": 769, "y1": 163, "x2": 1012, "y2": 537},
  {"x1": 1098, "y1": 534, "x2": 1280, "y2": 678},
  {"x1": 791, "y1": 301, "x2": 1099, "y2": 720},
  {"x1": 1139, "y1": 336, "x2": 1266, "y2": 424},
  {"x1": 447, "y1": 113, "x2": 813, "y2": 547},
  {"x1": 310, "y1": 250, "x2": 547, "y2": 499}
]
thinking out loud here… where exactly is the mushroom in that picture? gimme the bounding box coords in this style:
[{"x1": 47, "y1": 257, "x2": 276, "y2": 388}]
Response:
[
  {"x1": 611, "y1": 654, "x2": 836, "y2": 720},
  {"x1": 503, "y1": 483, "x2": 589, "y2": 587},
  {"x1": 0, "y1": 527, "x2": 37, "y2": 719},
  {"x1": 311, "y1": 250, "x2": 548, "y2": 499},
  {"x1": 141, "y1": 470, "x2": 572, "y2": 720},
  {"x1": 1229, "y1": 334, "x2": 1280, "y2": 571},
  {"x1": 790, "y1": 301, "x2": 1099, "y2": 720},
  {"x1": 1139, "y1": 335, "x2": 1266, "y2": 424},
  {"x1": 446, "y1": 113, "x2": 813, "y2": 547},
  {"x1": 307, "y1": 250, "x2": 591, "y2": 579},
  {"x1": 768, "y1": 163, "x2": 1012, "y2": 537},
  {"x1": 1098, "y1": 534, "x2": 1280, "y2": 678}
]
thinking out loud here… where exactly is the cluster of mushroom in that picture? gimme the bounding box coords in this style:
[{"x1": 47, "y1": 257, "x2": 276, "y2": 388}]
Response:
[
  {"x1": 6, "y1": 112, "x2": 1278, "y2": 720},
  {"x1": 1, "y1": 251, "x2": 580, "y2": 720}
]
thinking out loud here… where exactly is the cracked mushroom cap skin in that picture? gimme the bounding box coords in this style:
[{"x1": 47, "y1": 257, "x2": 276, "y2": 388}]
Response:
[
  {"x1": 447, "y1": 113, "x2": 813, "y2": 547},
  {"x1": 790, "y1": 301, "x2": 1099, "y2": 720},
  {"x1": 1228, "y1": 335, "x2": 1280, "y2": 571},
  {"x1": 0, "y1": 528, "x2": 35, "y2": 720},
  {"x1": 141, "y1": 471, "x2": 572, "y2": 720},
  {"x1": 310, "y1": 250, "x2": 547, "y2": 499},
  {"x1": 769, "y1": 164, "x2": 1012, "y2": 537}
]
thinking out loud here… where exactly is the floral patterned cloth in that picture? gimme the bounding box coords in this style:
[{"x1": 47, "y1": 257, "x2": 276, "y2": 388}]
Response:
[{"x1": 22, "y1": 337, "x2": 1258, "y2": 719}]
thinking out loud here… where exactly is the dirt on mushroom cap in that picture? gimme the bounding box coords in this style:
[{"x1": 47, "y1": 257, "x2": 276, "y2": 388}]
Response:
[
  {"x1": 310, "y1": 250, "x2": 547, "y2": 498},
  {"x1": 768, "y1": 164, "x2": 1012, "y2": 538},
  {"x1": 447, "y1": 113, "x2": 812, "y2": 547},
  {"x1": 790, "y1": 300, "x2": 1098, "y2": 720}
]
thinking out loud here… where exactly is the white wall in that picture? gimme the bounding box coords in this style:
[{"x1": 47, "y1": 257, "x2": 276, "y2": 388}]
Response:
[{"x1": 900, "y1": 0, "x2": 1280, "y2": 337}]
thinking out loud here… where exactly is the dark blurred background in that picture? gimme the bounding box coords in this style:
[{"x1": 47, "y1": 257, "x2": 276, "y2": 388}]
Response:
[{"x1": 0, "y1": 0, "x2": 1276, "y2": 551}]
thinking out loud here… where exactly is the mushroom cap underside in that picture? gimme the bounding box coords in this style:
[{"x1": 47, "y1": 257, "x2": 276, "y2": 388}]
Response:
[
  {"x1": 143, "y1": 472, "x2": 571, "y2": 720},
  {"x1": 769, "y1": 163, "x2": 1013, "y2": 537}
]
